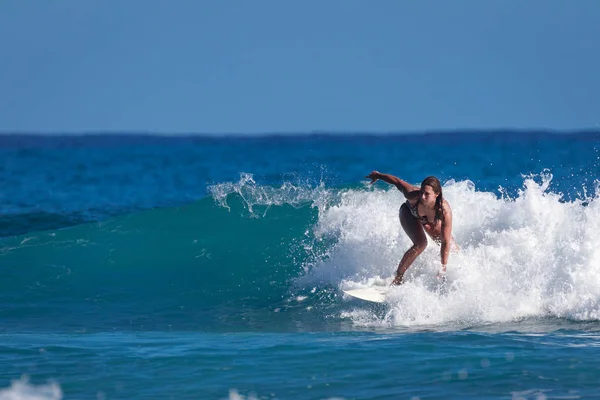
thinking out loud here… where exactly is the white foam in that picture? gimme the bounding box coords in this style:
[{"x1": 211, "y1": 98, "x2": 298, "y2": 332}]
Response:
[
  {"x1": 303, "y1": 171, "x2": 600, "y2": 327},
  {"x1": 208, "y1": 172, "x2": 332, "y2": 216},
  {"x1": 0, "y1": 378, "x2": 62, "y2": 400},
  {"x1": 210, "y1": 171, "x2": 600, "y2": 328},
  {"x1": 227, "y1": 389, "x2": 259, "y2": 400}
]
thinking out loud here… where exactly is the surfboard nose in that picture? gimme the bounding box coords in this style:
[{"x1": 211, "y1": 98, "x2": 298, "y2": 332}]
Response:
[{"x1": 343, "y1": 286, "x2": 388, "y2": 303}]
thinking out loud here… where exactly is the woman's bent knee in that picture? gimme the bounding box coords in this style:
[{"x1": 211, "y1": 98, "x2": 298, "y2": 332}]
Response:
[{"x1": 413, "y1": 241, "x2": 427, "y2": 255}]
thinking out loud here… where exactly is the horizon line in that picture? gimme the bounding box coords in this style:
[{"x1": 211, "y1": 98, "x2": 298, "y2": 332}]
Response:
[{"x1": 0, "y1": 127, "x2": 599, "y2": 137}]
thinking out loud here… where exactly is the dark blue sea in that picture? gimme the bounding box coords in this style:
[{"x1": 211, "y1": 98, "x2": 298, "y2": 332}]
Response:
[{"x1": 1, "y1": 131, "x2": 600, "y2": 399}]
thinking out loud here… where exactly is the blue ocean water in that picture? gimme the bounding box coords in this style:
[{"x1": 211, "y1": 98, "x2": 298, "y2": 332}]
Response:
[{"x1": 1, "y1": 131, "x2": 600, "y2": 399}]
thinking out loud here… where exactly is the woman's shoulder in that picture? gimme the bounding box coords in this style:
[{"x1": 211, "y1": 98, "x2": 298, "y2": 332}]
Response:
[
  {"x1": 441, "y1": 198, "x2": 452, "y2": 213},
  {"x1": 406, "y1": 197, "x2": 419, "y2": 207}
]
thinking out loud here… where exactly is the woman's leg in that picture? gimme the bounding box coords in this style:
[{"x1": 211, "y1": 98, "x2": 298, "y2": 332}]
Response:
[{"x1": 392, "y1": 204, "x2": 428, "y2": 285}]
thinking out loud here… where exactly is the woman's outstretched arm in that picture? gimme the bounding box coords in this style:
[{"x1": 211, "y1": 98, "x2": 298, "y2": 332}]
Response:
[{"x1": 365, "y1": 170, "x2": 420, "y2": 199}]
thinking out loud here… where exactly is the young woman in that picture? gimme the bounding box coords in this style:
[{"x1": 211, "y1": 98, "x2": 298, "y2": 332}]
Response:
[{"x1": 365, "y1": 171, "x2": 457, "y2": 285}]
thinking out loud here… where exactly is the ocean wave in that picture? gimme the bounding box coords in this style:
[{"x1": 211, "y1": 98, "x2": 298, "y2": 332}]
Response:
[{"x1": 1, "y1": 170, "x2": 600, "y2": 332}]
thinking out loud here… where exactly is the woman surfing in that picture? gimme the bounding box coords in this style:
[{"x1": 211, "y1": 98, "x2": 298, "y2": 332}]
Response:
[{"x1": 365, "y1": 171, "x2": 458, "y2": 285}]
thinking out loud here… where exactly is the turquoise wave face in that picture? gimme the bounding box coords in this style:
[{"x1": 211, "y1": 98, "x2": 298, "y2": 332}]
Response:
[{"x1": 0, "y1": 195, "x2": 326, "y2": 333}]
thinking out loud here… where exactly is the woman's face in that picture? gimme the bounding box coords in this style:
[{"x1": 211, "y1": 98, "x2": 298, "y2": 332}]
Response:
[{"x1": 420, "y1": 185, "x2": 438, "y2": 206}]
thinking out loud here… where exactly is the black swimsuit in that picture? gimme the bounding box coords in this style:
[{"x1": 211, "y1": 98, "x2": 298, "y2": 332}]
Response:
[{"x1": 406, "y1": 200, "x2": 432, "y2": 226}]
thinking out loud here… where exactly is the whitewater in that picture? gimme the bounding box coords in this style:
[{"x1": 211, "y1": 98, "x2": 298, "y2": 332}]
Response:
[{"x1": 208, "y1": 169, "x2": 600, "y2": 330}]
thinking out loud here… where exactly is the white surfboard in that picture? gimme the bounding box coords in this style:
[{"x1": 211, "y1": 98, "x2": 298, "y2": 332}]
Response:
[{"x1": 343, "y1": 286, "x2": 388, "y2": 303}]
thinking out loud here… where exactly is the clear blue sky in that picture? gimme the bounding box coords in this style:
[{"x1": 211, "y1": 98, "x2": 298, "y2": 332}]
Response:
[{"x1": 1, "y1": 0, "x2": 599, "y2": 134}]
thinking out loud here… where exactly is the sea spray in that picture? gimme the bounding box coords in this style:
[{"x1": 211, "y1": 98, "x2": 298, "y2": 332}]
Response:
[
  {"x1": 209, "y1": 171, "x2": 600, "y2": 328},
  {"x1": 310, "y1": 172, "x2": 600, "y2": 328}
]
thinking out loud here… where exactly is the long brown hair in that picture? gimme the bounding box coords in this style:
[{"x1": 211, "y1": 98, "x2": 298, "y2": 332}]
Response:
[{"x1": 421, "y1": 176, "x2": 444, "y2": 224}]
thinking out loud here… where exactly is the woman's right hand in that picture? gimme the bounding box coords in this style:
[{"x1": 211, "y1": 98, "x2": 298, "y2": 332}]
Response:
[
  {"x1": 365, "y1": 170, "x2": 380, "y2": 184},
  {"x1": 391, "y1": 275, "x2": 403, "y2": 286}
]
